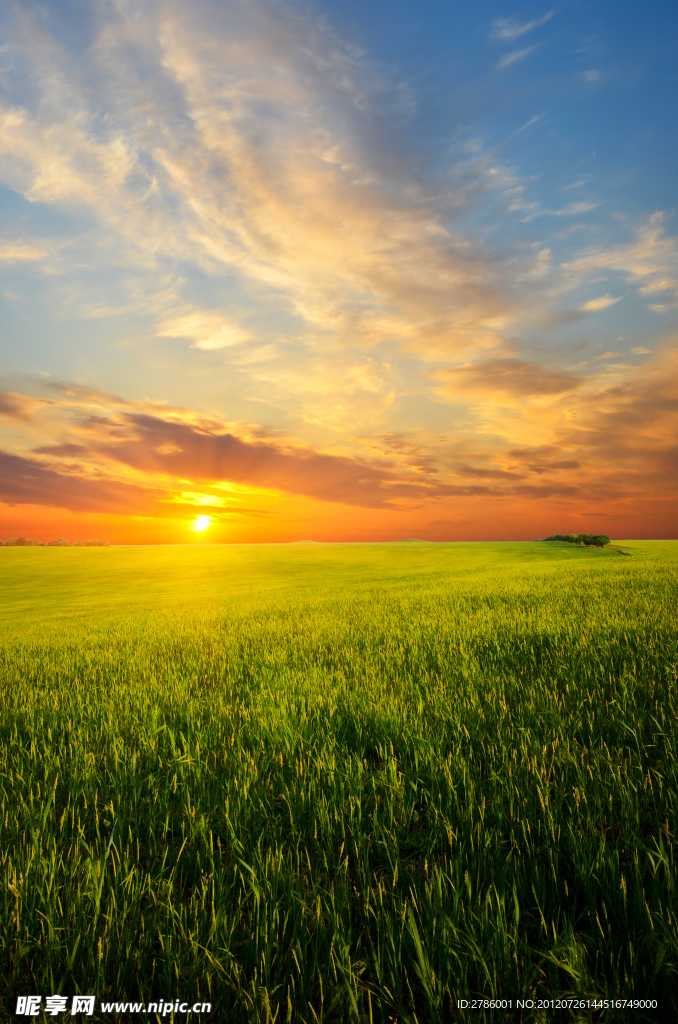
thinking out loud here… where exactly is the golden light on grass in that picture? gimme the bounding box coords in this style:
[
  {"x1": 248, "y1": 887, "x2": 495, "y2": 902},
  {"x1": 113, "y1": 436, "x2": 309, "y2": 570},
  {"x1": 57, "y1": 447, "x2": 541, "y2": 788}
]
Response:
[
  {"x1": 1, "y1": 541, "x2": 677, "y2": 1010},
  {"x1": 191, "y1": 515, "x2": 212, "y2": 532}
]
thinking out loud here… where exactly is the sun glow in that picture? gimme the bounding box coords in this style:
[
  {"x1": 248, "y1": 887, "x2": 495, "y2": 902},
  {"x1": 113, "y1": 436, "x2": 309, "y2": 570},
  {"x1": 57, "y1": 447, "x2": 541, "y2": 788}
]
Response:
[{"x1": 191, "y1": 515, "x2": 212, "y2": 532}]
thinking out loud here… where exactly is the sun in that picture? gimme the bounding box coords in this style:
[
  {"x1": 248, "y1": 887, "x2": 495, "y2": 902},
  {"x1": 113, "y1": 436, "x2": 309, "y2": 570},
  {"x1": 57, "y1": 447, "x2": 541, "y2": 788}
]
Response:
[{"x1": 191, "y1": 515, "x2": 212, "y2": 532}]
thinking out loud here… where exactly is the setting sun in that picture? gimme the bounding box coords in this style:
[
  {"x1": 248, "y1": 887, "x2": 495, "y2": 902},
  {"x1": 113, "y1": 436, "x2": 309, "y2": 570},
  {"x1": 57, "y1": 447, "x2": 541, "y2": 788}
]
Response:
[{"x1": 191, "y1": 515, "x2": 212, "y2": 532}]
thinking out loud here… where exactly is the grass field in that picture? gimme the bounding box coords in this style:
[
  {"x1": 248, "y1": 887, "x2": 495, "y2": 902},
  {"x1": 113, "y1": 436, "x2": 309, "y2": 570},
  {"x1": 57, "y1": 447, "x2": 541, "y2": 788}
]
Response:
[{"x1": 0, "y1": 541, "x2": 676, "y2": 1023}]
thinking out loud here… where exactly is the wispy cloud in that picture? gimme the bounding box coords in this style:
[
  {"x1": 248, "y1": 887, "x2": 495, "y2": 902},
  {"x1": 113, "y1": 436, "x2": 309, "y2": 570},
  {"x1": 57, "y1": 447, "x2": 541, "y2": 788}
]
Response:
[
  {"x1": 0, "y1": 0, "x2": 660, "y2": 380},
  {"x1": 491, "y1": 12, "x2": 555, "y2": 42},
  {"x1": 510, "y1": 113, "x2": 545, "y2": 136},
  {"x1": 564, "y1": 213, "x2": 678, "y2": 299},
  {"x1": 0, "y1": 242, "x2": 48, "y2": 262},
  {"x1": 554, "y1": 202, "x2": 598, "y2": 216},
  {"x1": 434, "y1": 359, "x2": 583, "y2": 398},
  {"x1": 157, "y1": 311, "x2": 251, "y2": 350},
  {"x1": 0, "y1": 0, "x2": 557, "y2": 363},
  {"x1": 520, "y1": 200, "x2": 598, "y2": 222},
  {"x1": 561, "y1": 178, "x2": 592, "y2": 191},
  {"x1": 497, "y1": 47, "x2": 537, "y2": 70},
  {"x1": 578, "y1": 295, "x2": 622, "y2": 313}
]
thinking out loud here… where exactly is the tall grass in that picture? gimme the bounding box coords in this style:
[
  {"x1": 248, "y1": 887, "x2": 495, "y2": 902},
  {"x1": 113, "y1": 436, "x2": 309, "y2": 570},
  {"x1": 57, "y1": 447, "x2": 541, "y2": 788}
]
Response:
[{"x1": 0, "y1": 543, "x2": 676, "y2": 1022}]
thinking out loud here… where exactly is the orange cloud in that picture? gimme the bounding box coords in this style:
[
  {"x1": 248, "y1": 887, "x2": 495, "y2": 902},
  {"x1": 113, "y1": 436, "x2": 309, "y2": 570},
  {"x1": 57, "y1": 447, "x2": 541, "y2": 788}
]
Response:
[
  {"x1": 0, "y1": 340, "x2": 674, "y2": 537},
  {"x1": 0, "y1": 350, "x2": 675, "y2": 544},
  {"x1": 0, "y1": 391, "x2": 46, "y2": 421},
  {"x1": 434, "y1": 358, "x2": 583, "y2": 398}
]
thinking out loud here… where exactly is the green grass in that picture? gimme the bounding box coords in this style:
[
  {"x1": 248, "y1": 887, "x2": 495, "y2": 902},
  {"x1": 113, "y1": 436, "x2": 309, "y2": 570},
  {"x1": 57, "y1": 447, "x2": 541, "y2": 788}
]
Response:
[{"x1": 0, "y1": 541, "x2": 676, "y2": 1023}]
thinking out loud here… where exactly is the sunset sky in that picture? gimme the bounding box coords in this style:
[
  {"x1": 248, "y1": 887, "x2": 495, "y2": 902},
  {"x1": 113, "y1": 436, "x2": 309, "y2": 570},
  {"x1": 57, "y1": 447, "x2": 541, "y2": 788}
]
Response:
[{"x1": 1, "y1": 0, "x2": 677, "y2": 543}]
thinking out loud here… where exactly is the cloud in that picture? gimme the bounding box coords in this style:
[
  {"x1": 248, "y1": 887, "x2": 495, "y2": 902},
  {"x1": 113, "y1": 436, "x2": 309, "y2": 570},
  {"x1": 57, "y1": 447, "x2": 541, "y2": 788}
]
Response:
[
  {"x1": 92, "y1": 411, "x2": 464, "y2": 509},
  {"x1": 582, "y1": 70, "x2": 602, "y2": 83},
  {"x1": 632, "y1": 346, "x2": 651, "y2": 355},
  {"x1": 1, "y1": 0, "x2": 659, "y2": 377},
  {"x1": 497, "y1": 47, "x2": 537, "y2": 70},
  {"x1": 0, "y1": 391, "x2": 38, "y2": 420},
  {"x1": 0, "y1": 101, "x2": 139, "y2": 214},
  {"x1": 157, "y1": 311, "x2": 250, "y2": 349},
  {"x1": 578, "y1": 294, "x2": 622, "y2": 312},
  {"x1": 0, "y1": 450, "x2": 154, "y2": 514},
  {"x1": 551, "y1": 346, "x2": 678, "y2": 495},
  {"x1": 0, "y1": 445, "x2": 265, "y2": 520},
  {"x1": 510, "y1": 113, "x2": 545, "y2": 136},
  {"x1": 40, "y1": 381, "x2": 133, "y2": 407},
  {"x1": 491, "y1": 12, "x2": 554, "y2": 42},
  {"x1": 554, "y1": 202, "x2": 597, "y2": 216},
  {"x1": 519, "y1": 200, "x2": 598, "y2": 223},
  {"x1": 561, "y1": 178, "x2": 592, "y2": 191},
  {"x1": 507, "y1": 446, "x2": 580, "y2": 475},
  {"x1": 0, "y1": 381, "x2": 491, "y2": 511},
  {"x1": 34, "y1": 443, "x2": 91, "y2": 457},
  {"x1": 0, "y1": 242, "x2": 48, "y2": 262},
  {"x1": 564, "y1": 212, "x2": 678, "y2": 300},
  {"x1": 0, "y1": 0, "x2": 551, "y2": 360},
  {"x1": 434, "y1": 358, "x2": 583, "y2": 398},
  {"x1": 1, "y1": 354, "x2": 677, "y2": 525}
]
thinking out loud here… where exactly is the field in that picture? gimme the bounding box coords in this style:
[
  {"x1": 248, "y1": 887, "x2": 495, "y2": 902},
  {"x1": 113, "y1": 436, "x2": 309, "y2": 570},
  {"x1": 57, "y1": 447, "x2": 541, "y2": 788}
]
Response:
[{"x1": 0, "y1": 541, "x2": 676, "y2": 1023}]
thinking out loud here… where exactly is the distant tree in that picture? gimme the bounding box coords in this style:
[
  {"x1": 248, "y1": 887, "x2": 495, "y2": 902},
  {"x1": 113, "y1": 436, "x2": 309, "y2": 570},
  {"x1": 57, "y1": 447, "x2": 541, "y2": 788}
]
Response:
[
  {"x1": 544, "y1": 533, "x2": 610, "y2": 548},
  {"x1": 1, "y1": 536, "x2": 110, "y2": 547}
]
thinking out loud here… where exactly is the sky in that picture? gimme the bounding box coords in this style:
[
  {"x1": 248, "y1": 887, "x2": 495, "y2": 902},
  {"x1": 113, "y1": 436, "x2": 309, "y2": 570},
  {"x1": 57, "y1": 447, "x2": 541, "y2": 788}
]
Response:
[{"x1": 0, "y1": 0, "x2": 677, "y2": 543}]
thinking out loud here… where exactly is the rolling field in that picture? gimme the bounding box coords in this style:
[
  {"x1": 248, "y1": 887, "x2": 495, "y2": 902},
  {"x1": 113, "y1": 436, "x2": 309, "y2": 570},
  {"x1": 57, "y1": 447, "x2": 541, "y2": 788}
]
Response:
[{"x1": 0, "y1": 541, "x2": 676, "y2": 1023}]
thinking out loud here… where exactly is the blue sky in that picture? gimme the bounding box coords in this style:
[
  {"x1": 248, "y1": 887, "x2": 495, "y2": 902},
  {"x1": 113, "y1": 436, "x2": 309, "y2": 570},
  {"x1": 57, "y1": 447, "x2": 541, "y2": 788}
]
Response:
[{"x1": 0, "y1": 0, "x2": 676, "y2": 541}]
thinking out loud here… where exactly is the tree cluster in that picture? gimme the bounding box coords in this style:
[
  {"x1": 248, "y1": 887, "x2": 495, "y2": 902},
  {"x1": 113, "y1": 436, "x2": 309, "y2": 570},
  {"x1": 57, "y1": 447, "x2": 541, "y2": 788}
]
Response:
[
  {"x1": 543, "y1": 533, "x2": 610, "y2": 548},
  {"x1": 0, "y1": 537, "x2": 111, "y2": 547}
]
